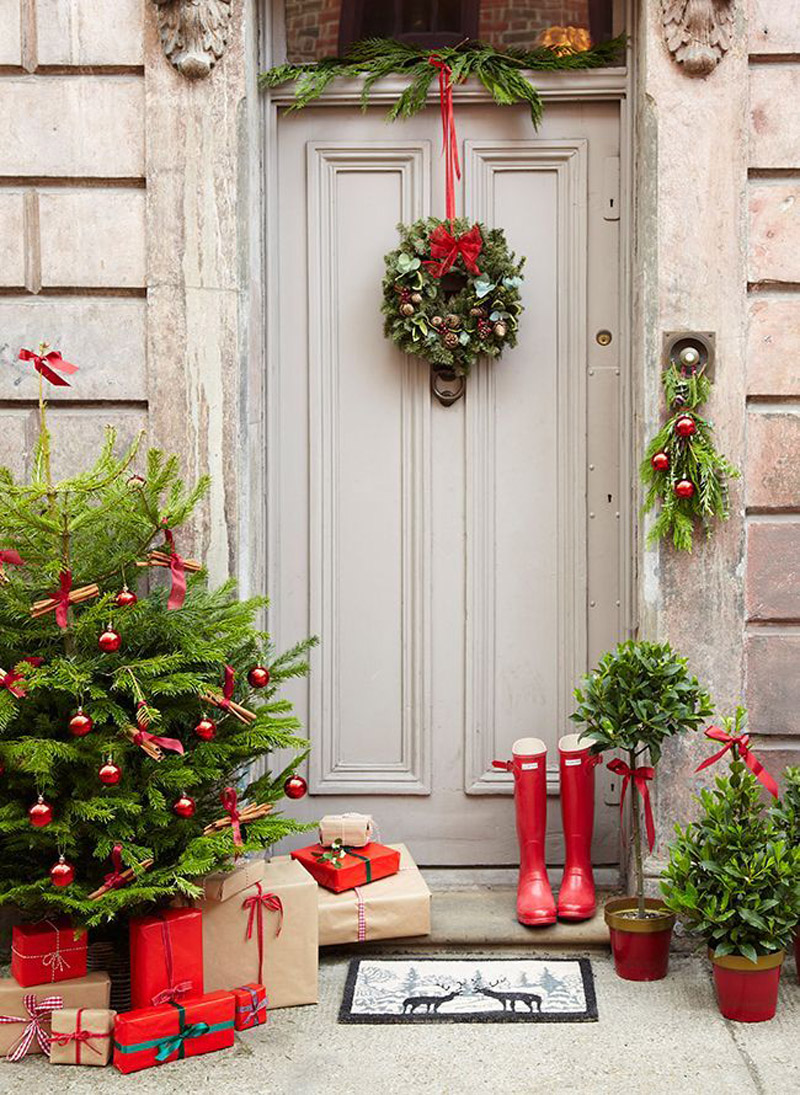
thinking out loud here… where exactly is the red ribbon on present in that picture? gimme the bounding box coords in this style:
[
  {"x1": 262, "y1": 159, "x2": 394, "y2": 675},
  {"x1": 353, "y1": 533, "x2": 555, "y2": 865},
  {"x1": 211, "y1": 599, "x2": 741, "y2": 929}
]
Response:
[
  {"x1": 607, "y1": 759, "x2": 656, "y2": 853},
  {"x1": 220, "y1": 786, "x2": 243, "y2": 849},
  {"x1": 242, "y1": 882, "x2": 284, "y2": 984},
  {"x1": 695, "y1": 726, "x2": 779, "y2": 798},
  {"x1": 429, "y1": 56, "x2": 461, "y2": 221},
  {"x1": 162, "y1": 524, "x2": 187, "y2": 610},
  {"x1": 52, "y1": 1007, "x2": 110, "y2": 1063},
  {"x1": 151, "y1": 916, "x2": 194, "y2": 1006},
  {"x1": 423, "y1": 222, "x2": 483, "y2": 279},
  {"x1": 132, "y1": 702, "x2": 185, "y2": 757},
  {"x1": 0, "y1": 993, "x2": 63, "y2": 1061},
  {"x1": 18, "y1": 348, "x2": 78, "y2": 388}
]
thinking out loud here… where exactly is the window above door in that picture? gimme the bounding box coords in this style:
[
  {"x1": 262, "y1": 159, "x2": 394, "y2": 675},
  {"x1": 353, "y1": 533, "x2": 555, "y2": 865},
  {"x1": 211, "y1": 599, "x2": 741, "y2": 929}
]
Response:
[{"x1": 280, "y1": 1, "x2": 624, "y2": 65}]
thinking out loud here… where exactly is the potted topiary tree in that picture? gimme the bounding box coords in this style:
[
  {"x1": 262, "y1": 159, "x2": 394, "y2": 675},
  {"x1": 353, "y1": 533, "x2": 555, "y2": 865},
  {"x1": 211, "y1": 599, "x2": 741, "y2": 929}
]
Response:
[
  {"x1": 662, "y1": 709, "x2": 800, "y2": 1022},
  {"x1": 770, "y1": 765, "x2": 800, "y2": 983},
  {"x1": 571, "y1": 639, "x2": 713, "y2": 981}
]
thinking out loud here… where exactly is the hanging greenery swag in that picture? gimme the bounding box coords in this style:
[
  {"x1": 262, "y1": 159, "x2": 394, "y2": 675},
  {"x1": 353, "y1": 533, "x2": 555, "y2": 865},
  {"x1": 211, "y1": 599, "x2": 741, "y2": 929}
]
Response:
[{"x1": 260, "y1": 36, "x2": 627, "y2": 125}]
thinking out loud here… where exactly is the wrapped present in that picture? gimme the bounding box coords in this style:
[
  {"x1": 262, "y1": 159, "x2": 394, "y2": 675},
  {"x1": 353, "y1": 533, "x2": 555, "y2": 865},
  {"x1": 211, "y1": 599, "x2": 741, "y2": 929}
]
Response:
[
  {"x1": 50, "y1": 1007, "x2": 116, "y2": 1066},
  {"x1": 292, "y1": 840, "x2": 400, "y2": 893},
  {"x1": 193, "y1": 856, "x2": 318, "y2": 1009},
  {"x1": 233, "y1": 983, "x2": 267, "y2": 1030},
  {"x1": 319, "y1": 843, "x2": 431, "y2": 945},
  {"x1": 318, "y1": 813, "x2": 375, "y2": 848},
  {"x1": 11, "y1": 918, "x2": 88, "y2": 987},
  {"x1": 113, "y1": 991, "x2": 235, "y2": 1074},
  {"x1": 129, "y1": 907, "x2": 203, "y2": 1009},
  {"x1": 0, "y1": 972, "x2": 110, "y2": 1061}
]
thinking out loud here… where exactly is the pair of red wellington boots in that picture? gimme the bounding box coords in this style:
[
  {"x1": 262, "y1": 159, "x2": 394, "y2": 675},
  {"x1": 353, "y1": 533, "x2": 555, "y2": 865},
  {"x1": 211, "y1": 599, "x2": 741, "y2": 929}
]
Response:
[{"x1": 494, "y1": 735, "x2": 600, "y2": 925}]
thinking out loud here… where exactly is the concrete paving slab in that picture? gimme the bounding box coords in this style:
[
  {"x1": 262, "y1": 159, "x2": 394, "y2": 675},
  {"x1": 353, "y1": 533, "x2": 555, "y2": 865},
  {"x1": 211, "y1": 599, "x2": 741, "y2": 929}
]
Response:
[{"x1": 1, "y1": 953, "x2": 797, "y2": 1094}]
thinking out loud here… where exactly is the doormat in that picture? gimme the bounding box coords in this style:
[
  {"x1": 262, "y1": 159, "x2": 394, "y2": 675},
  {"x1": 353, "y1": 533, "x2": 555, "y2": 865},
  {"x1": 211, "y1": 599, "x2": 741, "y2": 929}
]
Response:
[{"x1": 339, "y1": 957, "x2": 597, "y2": 1024}]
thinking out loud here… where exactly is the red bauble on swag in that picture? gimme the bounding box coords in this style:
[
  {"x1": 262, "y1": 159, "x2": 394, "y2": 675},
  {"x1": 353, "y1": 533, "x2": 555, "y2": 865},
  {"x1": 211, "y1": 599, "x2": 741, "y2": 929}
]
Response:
[
  {"x1": 99, "y1": 758, "x2": 122, "y2": 785},
  {"x1": 248, "y1": 665, "x2": 270, "y2": 689},
  {"x1": 675, "y1": 479, "x2": 695, "y2": 499},
  {"x1": 284, "y1": 774, "x2": 308, "y2": 800},
  {"x1": 98, "y1": 627, "x2": 121, "y2": 653},
  {"x1": 29, "y1": 794, "x2": 53, "y2": 827},
  {"x1": 651, "y1": 451, "x2": 669, "y2": 472},
  {"x1": 69, "y1": 708, "x2": 93, "y2": 737},
  {"x1": 194, "y1": 717, "x2": 217, "y2": 742},
  {"x1": 674, "y1": 415, "x2": 696, "y2": 438},
  {"x1": 173, "y1": 792, "x2": 196, "y2": 819},
  {"x1": 50, "y1": 855, "x2": 75, "y2": 888},
  {"x1": 115, "y1": 586, "x2": 138, "y2": 608}
]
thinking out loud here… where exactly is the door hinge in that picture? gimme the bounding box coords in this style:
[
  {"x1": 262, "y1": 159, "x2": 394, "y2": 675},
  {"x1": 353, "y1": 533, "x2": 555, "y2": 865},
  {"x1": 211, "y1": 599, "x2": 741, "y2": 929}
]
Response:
[{"x1": 602, "y1": 157, "x2": 620, "y2": 222}]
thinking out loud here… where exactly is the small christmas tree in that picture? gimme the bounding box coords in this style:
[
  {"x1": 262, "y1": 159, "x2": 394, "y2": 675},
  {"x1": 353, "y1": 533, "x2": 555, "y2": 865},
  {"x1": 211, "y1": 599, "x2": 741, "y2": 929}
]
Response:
[{"x1": 0, "y1": 345, "x2": 316, "y2": 925}]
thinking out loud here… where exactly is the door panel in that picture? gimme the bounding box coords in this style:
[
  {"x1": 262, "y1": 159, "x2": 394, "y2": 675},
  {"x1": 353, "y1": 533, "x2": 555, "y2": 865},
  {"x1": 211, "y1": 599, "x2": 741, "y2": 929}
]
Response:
[{"x1": 270, "y1": 99, "x2": 623, "y2": 865}]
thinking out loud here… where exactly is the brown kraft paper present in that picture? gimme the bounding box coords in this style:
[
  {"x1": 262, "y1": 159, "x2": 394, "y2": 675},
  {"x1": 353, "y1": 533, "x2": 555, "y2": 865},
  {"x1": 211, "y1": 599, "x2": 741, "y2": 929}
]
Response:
[
  {"x1": 318, "y1": 843, "x2": 431, "y2": 945},
  {"x1": 195, "y1": 856, "x2": 318, "y2": 1009},
  {"x1": 318, "y1": 813, "x2": 374, "y2": 848},
  {"x1": 0, "y1": 972, "x2": 111, "y2": 1060},
  {"x1": 50, "y1": 1007, "x2": 116, "y2": 1066}
]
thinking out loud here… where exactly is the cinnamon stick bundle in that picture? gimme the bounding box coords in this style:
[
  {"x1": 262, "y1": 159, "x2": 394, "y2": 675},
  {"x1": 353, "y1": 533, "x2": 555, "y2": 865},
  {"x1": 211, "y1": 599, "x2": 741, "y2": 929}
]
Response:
[
  {"x1": 87, "y1": 858, "x2": 153, "y2": 901},
  {"x1": 200, "y1": 691, "x2": 257, "y2": 725},
  {"x1": 122, "y1": 723, "x2": 163, "y2": 761},
  {"x1": 136, "y1": 550, "x2": 202, "y2": 573},
  {"x1": 202, "y1": 802, "x2": 272, "y2": 835},
  {"x1": 30, "y1": 583, "x2": 99, "y2": 618}
]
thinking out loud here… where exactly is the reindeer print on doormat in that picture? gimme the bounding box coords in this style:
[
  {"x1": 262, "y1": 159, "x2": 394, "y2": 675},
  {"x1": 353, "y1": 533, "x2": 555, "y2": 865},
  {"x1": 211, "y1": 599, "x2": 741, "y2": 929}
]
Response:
[{"x1": 339, "y1": 957, "x2": 597, "y2": 1024}]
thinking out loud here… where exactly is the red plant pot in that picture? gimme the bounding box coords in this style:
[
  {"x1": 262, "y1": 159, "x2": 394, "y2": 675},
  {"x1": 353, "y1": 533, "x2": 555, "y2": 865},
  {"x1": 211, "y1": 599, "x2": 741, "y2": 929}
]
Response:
[
  {"x1": 710, "y1": 950, "x2": 784, "y2": 1023},
  {"x1": 604, "y1": 897, "x2": 675, "y2": 982}
]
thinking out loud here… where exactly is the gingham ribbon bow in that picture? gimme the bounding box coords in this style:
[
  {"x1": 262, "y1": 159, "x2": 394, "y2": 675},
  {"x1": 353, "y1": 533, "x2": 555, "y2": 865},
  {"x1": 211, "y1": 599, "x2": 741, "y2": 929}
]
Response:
[{"x1": 0, "y1": 993, "x2": 63, "y2": 1061}]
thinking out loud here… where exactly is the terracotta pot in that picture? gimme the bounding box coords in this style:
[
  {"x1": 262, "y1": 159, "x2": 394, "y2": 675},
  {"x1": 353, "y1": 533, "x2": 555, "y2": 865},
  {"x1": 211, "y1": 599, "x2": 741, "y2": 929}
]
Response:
[
  {"x1": 604, "y1": 896, "x2": 675, "y2": 981},
  {"x1": 710, "y1": 949, "x2": 784, "y2": 1023}
]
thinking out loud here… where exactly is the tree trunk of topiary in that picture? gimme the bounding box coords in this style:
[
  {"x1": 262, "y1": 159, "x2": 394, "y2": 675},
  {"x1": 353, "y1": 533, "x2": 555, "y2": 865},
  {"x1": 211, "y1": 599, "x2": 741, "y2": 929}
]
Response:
[{"x1": 629, "y1": 749, "x2": 646, "y2": 918}]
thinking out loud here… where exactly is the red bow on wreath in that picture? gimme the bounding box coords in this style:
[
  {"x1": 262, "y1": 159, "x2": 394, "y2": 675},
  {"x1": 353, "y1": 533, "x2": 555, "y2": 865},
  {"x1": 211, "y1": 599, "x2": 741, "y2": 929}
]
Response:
[
  {"x1": 423, "y1": 223, "x2": 483, "y2": 279},
  {"x1": 695, "y1": 726, "x2": 779, "y2": 797},
  {"x1": 18, "y1": 348, "x2": 78, "y2": 387}
]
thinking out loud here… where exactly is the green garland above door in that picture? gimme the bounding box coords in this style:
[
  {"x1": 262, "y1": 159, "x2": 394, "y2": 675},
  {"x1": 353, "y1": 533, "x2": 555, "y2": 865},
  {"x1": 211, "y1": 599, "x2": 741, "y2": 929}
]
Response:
[{"x1": 260, "y1": 36, "x2": 627, "y2": 125}]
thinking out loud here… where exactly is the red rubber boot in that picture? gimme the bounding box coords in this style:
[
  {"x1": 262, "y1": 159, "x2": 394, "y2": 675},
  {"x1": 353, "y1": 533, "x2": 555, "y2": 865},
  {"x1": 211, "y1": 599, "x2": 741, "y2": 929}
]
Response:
[
  {"x1": 493, "y1": 737, "x2": 555, "y2": 926},
  {"x1": 557, "y1": 734, "x2": 600, "y2": 921}
]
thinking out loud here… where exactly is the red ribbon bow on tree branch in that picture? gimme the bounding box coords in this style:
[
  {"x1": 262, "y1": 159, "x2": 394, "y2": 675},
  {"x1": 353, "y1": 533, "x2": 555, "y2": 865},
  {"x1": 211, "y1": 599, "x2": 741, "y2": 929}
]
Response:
[
  {"x1": 423, "y1": 222, "x2": 483, "y2": 278},
  {"x1": 132, "y1": 702, "x2": 185, "y2": 757},
  {"x1": 607, "y1": 759, "x2": 657, "y2": 853},
  {"x1": 0, "y1": 657, "x2": 43, "y2": 698},
  {"x1": 52, "y1": 571, "x2": 73, "y2": 629},
  {"x1": 0, "y1": 549, "x2": 26, "y2": 579},
  {"x1": 242, "y1": 883, "x2": 283, "y2": 984},
  {"x1": 695, "y1": 726, "x2": 779, "y2": 797},
  {"x1": 162, "y1": 524, "x2": 187, "y2": 611},
  {"x1": 18, "y1": 348, "x2": 78, "y2": 387},
  {"x1": 221, "y1": 786, "x2": 244, "y2": 850},
  {"x1": 102, "y1": 844, "x2": 129, "y2": 891}
]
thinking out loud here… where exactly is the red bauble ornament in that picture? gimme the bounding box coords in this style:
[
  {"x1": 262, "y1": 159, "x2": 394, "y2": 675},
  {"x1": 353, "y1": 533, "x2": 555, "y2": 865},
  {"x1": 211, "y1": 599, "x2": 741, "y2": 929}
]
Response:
[
  {"x1": 98, "y1": 627, "x2": 121, "y2": 653},
  {"x1": 193, "y1": 717, "x2": 217, "y2": 742},
  {"x1": 29, "y1": 794, "x2": 53, "y2": 828},
  {"x1": 173, "y1": 793, "x2": 196, "y2": 819},
  {"x1": 675, "y1": 415, "x2": 696, "y2": 438},
  {"x1": 99, "y1": 759, "x2": 122, "y2": 786},
  {"x1": 675, "y1": 479, "x2": 695, "y2": 499},
  {"x1": 69, "y1": 709, "x2": 93, "y2": 737},
  {"x1": 50, "y1": 855, "x2": 74, "y2": 888},
  {"x1": 115, "y1": 586, "x2": 138, "y2": 608},
  {"x1": 284, "y1": 774, "x2": 308, "y2": 800},
  {"x1": 651, "y1": 451, "x2": 670, "y2": 472},
  {"x1": 247, "y1": 666, "x2": 271, "y2": 689}
]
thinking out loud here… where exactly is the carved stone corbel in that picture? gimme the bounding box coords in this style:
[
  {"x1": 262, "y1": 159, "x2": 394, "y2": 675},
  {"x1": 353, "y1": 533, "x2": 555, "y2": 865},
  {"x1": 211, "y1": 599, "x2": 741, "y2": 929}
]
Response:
[
  {"x1": 151, "y1": 0, "x2": 232, "y2": 79},
  {"x1": 660, "y1": 0, "x2": 734, "y2": 77}
]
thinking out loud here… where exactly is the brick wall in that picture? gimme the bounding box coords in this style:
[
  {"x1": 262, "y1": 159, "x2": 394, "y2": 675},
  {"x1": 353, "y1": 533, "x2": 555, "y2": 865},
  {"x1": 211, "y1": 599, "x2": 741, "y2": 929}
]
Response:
[{"x1": 745, "y1": 0, "x2": 800, "y2": 768}]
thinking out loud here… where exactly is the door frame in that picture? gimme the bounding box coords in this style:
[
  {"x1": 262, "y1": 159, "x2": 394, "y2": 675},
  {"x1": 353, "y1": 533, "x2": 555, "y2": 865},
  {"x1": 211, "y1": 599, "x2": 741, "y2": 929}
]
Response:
[{"x1": 246, "y1": 1, "x2": 638, "y2": 812}]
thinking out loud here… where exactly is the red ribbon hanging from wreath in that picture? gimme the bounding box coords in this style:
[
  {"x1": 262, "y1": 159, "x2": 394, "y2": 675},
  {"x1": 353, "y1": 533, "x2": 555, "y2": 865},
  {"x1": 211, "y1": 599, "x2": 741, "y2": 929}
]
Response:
[
  {"x1": 695, "y1": 726, "x2": 779, "y2": 798},
  {"x1": 18, "y1": 348, "x2": 79, "y2": 387},
  {"x1": 429, "y1": 56, "x2": 461, "y2": 222}
]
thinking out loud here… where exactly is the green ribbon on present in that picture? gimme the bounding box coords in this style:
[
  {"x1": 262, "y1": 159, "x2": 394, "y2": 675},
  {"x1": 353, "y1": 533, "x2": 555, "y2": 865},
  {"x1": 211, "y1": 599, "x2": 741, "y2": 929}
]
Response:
[
  {"x1": 343, "y1": 846, "x2": 371, "y2": 883},
  {"x1": 313, "y1": 840, "x2": 372, "y2": 881},
  {"x1": 113, "y1": 1001, "x2": 233, "y2": 1062}
]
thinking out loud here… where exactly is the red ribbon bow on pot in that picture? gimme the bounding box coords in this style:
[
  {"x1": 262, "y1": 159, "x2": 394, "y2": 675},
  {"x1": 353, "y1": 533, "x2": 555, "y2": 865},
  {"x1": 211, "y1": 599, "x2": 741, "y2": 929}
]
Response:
[
  {"x1": 220, "y1": 786, "x2": 244, "y2": 850},
  {"x1": 133, "y1": 702, "x2": 185, "y2": 757},
  {"x1": 423, "y1": 222, "x2": 483, "y2": 279},
  {"x1": 162, "y1": 524, "x2": 187, "y2": 610},
  {"x1": 18, "y1": 348, "x2": 78, "y2": 387},
  {"x1": 695, "y1": 726, "x2": 779, "y2": 797},
  {"x1": 607, "y1": 759, "x2": 656, "y2": 853},
  {"x1": 0, "y1": 993, "x2": 63, "y2": 1061},
  {"x1": 242, "y1": 882, "x2": 283, "y2": 984}
]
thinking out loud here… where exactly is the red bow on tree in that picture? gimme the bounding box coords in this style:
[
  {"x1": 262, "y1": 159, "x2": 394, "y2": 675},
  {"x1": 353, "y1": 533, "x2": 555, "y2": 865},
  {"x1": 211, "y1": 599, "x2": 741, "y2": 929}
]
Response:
[
  {"x1": 0, "y1": 549, "x2": 26, "y2": 579},
  {"x1": 132, "y1": 702, "x2": 185, "y2": 757},
  {"x1": 423, "y1": 222, "x2": 483, "y2": 278},
  {"x1": 162, "y1": 524, "x2": 187, "y2": 610},
  {"x1": 0, "y1": 657, "x2": 43, "y2": 698},
  {"x1": 607, "y1": 759, "x2": 657, "y2": 852},
  {"x1": 102, "y1": 844, "x2": 129, "y2": 891},
  {"x1": 695, "y1": 726, "x2": 779, "y2": 797},
  {"x1": 221, "y1": 786, "x2": 244, "y2": 849},
  {"x1": 18, "y1": 348, "x2": 78, "y2": 387},
  {"x1": 52, "y1": 571, "x2": 73, "y2": 629}
]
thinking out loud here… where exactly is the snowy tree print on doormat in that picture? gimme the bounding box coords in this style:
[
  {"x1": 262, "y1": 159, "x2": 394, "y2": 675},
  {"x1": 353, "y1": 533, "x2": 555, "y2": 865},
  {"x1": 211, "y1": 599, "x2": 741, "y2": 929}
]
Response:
[{"x1": 339, "y1": 958, "x2": 597, "y2": 1024}]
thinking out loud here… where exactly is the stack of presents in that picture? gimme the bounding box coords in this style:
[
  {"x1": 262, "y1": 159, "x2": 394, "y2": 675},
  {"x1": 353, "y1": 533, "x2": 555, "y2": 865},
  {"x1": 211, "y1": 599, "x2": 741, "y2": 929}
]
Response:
[{"x1": 0, "y1": 819, "x2": 429, "y2": 1071}]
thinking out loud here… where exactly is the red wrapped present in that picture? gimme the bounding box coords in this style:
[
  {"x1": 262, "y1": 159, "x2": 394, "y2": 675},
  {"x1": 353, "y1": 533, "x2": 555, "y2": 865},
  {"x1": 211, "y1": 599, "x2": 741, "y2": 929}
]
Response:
[
  {"x1": 11, "y1": 919, "x2": 87, "y2": 987},
  {"x1": 291, "y1": 840, "x2": 401, "y2": 893},
  {"x1": 113, "y1": 991, "x2": 235, "y2": 1074},
  {"x1": 233, "y1": 983, "x2": 267, "y2": 1030},
  {"x1": 129, "y1": 907, "x2": 203, "y2": 1009}
]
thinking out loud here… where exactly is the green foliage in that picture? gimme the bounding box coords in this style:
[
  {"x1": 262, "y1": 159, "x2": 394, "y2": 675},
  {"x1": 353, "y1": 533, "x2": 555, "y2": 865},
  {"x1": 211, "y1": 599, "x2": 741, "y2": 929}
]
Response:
[
  {"x1": 770, "y1": 765, "x2": 800, "y2": 849},
  {"x1": 641, "y1": 364, "x2": 739, "y2": 552},
  {"x1": 662, "y1": 739, "x2": 800, "y2": 961},
  {"x1": 260, "y1": 36, "x2": 627, "y2": 125},
  {"x1": 382, "y1": 217, "x2": 524, "y2": 375},
  {"x1": 0, "y1": 403, "x2": 316, "y2": 927},
  {"x1": 570, "y1": 640, "x2": 713, "y2": 765}
]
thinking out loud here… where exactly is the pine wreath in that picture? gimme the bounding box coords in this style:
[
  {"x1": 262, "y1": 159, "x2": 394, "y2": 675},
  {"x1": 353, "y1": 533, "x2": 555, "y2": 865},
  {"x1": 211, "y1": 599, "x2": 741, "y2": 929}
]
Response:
[{"x1": 382, "y1": 217, "x2": 525, "y2": 375}]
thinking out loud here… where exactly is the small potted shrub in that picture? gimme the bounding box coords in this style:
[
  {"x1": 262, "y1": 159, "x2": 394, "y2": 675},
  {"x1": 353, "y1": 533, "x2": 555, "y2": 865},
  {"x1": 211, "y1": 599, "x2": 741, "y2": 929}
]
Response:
[
  {"x1": 662, "y1": 711, "x2": 800, "y2": 1021},
  {"x1": 770, "y1": 766, "x2": 800, "y2": 982},
  {"x1": 571, "y1": 640, "x2": 712, "y2": 981}
]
